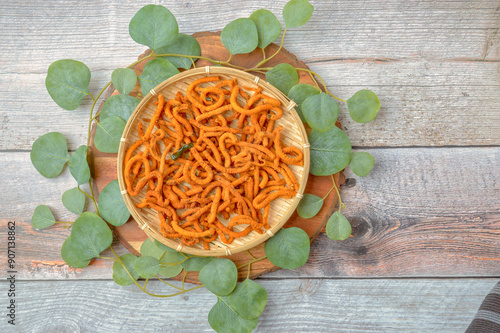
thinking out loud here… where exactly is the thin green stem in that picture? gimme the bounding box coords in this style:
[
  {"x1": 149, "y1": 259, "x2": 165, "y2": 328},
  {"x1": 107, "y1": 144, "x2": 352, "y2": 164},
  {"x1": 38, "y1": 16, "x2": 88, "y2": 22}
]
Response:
[
  {"x1": 78, "y1": 186, "x2": 93, "y2": 200},
  {"x1": 295, "y1": 68, "x2": 346, "y2": 102},
  {"x1": 90, "y1": 81, "x2": 112, "y2": 121},
  {"x1": 261, "y1": 47, "x2": 266, "y2": 62},
  {"x1": 144, "y1": 278, "x2": 149, "y2": 290},
  {"x1": 99, "y1": 256, "x2": 117, "y2": 261},
  {"x1": 55, "y1": 221, "x2": 73, "y2": 224},
  {"x1": 237, "y1": 255, "x2": 267, "y2": 270},
  {"x1": 160, "y1": 256, "x2": 192, "y2": 266},
  {"x1": 182, "y1": 271, "x2": 188, "y2": 290},
  {"x1": 88, "y1": 179, "x2": 100, "y2": 216},
  {"x1": 127, "y1": 54, "x2": 154, "y2": 69},
  {"x1": 331, "y1": 175, "x2": 345, "y2": 212},
  {"x1": 152, "y1": 53, "x2": 247, "y2": 71},
  {"x1": 157, "y1": 277, "x2": 184, "y2": 291},
  {"x1": 246, "y1": 250, "x2": 257, "y2": 260},
  {"x1": 322, "y1": 182, "x2": 337, "y2": 201},
  {"x1": 256, "y1": 28, "x2": 287, "y2": 68},
  {"x1": 246, "y1": 262, "x2": 251, "y2": 279}
]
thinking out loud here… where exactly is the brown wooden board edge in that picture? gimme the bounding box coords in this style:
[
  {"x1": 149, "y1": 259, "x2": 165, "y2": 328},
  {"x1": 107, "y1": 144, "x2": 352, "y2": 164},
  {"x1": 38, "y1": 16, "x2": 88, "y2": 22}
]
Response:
[{"x1": 88, "y1": 31, "x2": 344, "y2": 284}]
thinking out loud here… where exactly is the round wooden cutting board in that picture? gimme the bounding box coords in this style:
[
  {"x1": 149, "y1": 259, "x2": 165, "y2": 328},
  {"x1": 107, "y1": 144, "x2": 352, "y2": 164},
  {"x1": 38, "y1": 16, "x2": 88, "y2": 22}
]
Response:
[{"x1": 89, "y1": 31, "x2": 344, "y2": 284}]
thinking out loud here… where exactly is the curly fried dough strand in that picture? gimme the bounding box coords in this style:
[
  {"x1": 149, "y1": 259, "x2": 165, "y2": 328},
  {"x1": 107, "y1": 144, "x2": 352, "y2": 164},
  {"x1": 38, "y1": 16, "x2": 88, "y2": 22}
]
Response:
[
  {"x1": 186, "y1": 76, "x2": 220, "y2": 110},
  {"x1": 230, "y1": 86, "x2": 281, "y2": 115},
  {"x1": 171, "y1": 219, "x2": 215, "y2": 238},
  {"x1": 144, "y1": 94, "x2": 165, "y2": 140},
  {"x1": 253, "y1": 186, "x2": 296, "y2": 210}
]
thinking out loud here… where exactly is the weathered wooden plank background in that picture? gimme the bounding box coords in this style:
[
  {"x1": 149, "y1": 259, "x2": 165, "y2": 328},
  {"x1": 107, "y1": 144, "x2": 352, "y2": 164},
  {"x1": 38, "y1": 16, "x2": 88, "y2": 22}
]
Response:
[{"x1": 0, "y1": 0, "x2": 499, "y2": 332}]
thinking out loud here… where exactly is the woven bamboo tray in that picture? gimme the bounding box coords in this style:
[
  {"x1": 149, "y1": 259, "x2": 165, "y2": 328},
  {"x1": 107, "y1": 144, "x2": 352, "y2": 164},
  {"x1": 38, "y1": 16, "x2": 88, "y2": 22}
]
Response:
[{"x1": 117, "y1": 66, "x2": 310, "y2": 256}]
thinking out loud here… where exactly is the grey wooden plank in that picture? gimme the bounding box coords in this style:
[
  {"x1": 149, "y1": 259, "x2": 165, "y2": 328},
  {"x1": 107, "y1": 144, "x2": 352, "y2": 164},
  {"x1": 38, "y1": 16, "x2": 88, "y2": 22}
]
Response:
[
  {"x1": 0, "y1": 0, "x2": 498, "y2": 75},
  {"x1": 0, "y1": 0, "x2": 498, "y2": 149},
  {"x1": 1, "y1": 60, "x2": 498, "y2": 150},
  {"x1": 2, "y1": 147, "x2": 499, "y2": 279},
  {"x1": 270, "y1": 147, "x2": 500, "y2": 278},
  {"x1": 0, "y1": 278, "x2": 495, "y2": 332}
]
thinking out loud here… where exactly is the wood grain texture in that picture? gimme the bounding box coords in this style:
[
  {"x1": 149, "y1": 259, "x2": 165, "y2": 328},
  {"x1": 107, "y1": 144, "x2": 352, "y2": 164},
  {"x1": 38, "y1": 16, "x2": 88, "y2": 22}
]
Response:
[
  {"x1": 3, "y1": 147, "x2": 499, "y2": 279},
  {"x1": 0, "y1": 0, "x2": 498, "y2": 149},
  {"x1": 1, "y1": 278, "x2": 496, "y2": 332}
]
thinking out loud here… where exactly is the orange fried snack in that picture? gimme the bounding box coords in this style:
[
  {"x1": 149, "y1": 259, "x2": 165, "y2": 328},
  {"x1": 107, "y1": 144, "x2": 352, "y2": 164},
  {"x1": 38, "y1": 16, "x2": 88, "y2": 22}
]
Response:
[{"x1": 123, "y1": 76, "x2": 304, "y2": 248}]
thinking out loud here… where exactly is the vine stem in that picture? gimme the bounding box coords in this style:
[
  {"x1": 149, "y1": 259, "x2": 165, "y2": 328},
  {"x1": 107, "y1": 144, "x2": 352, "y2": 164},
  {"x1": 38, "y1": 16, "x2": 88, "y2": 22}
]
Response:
[
  {"x1": 157, "y1": 276, "x2": 184, "y2": 291},
  {"x1": 295, "y1": 68, "x2": 346, "y2": 102},
  {"x1": 54, "y1": 221, "x2": 73, "y2": 224},
  {"x1": 110, "y1": 246, "x2": 203, "y2": 297},
  {"x1": 237, "y1": 255, "x2": 267, "y2": 270},
  {"x1": 331, "y1": 174, "x2": 345, "y2": 212},
  {"x1": 246, "y1": 250, "x2": 257, "y2": 260},
  {"x1": 322, "y1": 181, "x2": 337, "y2": 201},
  {"x1": 256, "y1": 28, "x2": 287, "y2": 68},
  {"x1": 152, "y1": 52, "x2": 248, "y2": 71}
]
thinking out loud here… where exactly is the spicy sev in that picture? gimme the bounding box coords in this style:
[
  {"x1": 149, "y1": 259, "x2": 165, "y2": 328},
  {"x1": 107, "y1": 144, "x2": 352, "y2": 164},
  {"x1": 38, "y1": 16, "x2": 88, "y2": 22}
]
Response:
[{"x1": 123, "y1": 76, "x2": 304, "y2": 250}]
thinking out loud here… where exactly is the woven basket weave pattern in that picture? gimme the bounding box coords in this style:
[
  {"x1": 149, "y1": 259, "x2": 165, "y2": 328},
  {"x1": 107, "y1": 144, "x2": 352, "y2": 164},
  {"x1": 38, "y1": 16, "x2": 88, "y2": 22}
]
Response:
[{"x1": 117, "y1": 67, "x2": 310, "y2": 256}]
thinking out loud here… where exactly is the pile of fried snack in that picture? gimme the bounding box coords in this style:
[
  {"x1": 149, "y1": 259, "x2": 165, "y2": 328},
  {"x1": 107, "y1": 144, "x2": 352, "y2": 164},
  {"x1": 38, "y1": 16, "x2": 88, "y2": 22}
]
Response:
[{"x1": 124, "y1": 76, "x2": 304, "y2": 249}]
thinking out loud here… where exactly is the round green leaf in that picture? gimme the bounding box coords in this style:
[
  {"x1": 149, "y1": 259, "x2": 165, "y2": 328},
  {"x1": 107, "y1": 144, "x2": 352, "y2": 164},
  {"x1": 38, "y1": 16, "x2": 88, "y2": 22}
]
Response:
[
  {"x1": 61, "y1": 236, "x2": 91, "y2": 268},
  {"x1": 134, "y1": 255, "x2": 160, "y2": 279},
  {"x1": 208, "y1": 297, "x2": 258, "y2": 333},
  {"x1": 350, "y1": 151, "x2": 375, "y2": 177},
  {"x1": 228, "y1": 279, "x2": 267, "y2": 320},
  {"x1": 156, "y1": 33, "x2": 201, "y2": 70},
  {"x1": 347, "y1": 89, "x2": 381, "y2": 123},
  {"x1": 140, "y1": 238, "x2": 166, "y2": 260},
  {"x1": 158, "y1": 260, "x2": 183, "y2": 278},
  {"x1": 62, "y1": 187, "x2": 85, "y2": 215},
  {"x1": 326, "y1": 212, "x2": 352, "y2": 241},
  {"x1": 98, "y1": 179, "x2": 130, "y2": 226},
  {"x1": 264, "y1": 227, "x2": 311, "y2": 269},
  {"x1": 45, "y1": 59, "x2": 90, "y2": 110},
  {"x1": 100, "y1": 94, "x2": 140, "y2": 122},
  {"x1": 31, "y1": 132, "x2": 70, "y2": 178},
  {"x1": 129, "y1": 5, "x2": 178, "y2": 51},
  {"x1": 265, "y1": 63, "x2": 299, "y2": 95},
  {"x1": 287, "y1": 83, "x2": 321, "y2": 122},
  {"x1": 69, "y1": 145, "x2": 90, "y2": 185},
  {"x1": 31, "y1": 205, "x2": 56, "y2": 229},
  {"x1": 154, "y1": 240, "x2": 188, "y2": 276},
  {"x1": 181, "y1": 256, "x2": 213, "y2": 272},
  {"x1": 138, "y1": 58, "x2": 180, "y2": 97},
  {"x1": 309, "y1": 126, "x2": 352, "y2": 176},
  {"x1": 249, "y1": 9, "x2": 281, "y2": 49},
  {"x1": 199, "y1": 258, "x2": 238, "y2": 296},
  {"x1": 111, "y1": 68, "x2": 137, "y2": 95},
  {"x1": 265, "y1": 227, "x2": 310, "y2": 270},
  {"x1": 70, "y1": 212, "x2": 113, "y2": 260},
  {"x1": 283, "y1": 0, "x2": 314, "y2": 29},
  {"x1": 221, "y1": 18, "x2": 258, "y2": 55},
  {"x1": 113, "y1": 254, "x2": 140, "y2": 286},
  {"x1": 296, "y1": 193, "x2": 323, "y2": 219},
  {"x1": 302, "y1": 93, "x2": 339, "y2": 132},
  {"x1": 94, "y1": 116, "x2": 126, "y2": 153}
]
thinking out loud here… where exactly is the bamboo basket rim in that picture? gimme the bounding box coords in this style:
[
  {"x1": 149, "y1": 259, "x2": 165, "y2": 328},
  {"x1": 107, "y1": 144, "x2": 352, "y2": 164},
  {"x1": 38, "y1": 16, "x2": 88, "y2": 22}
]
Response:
[{"x1": 117, "y1": 66, "x2": 310, "y2": 256}]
